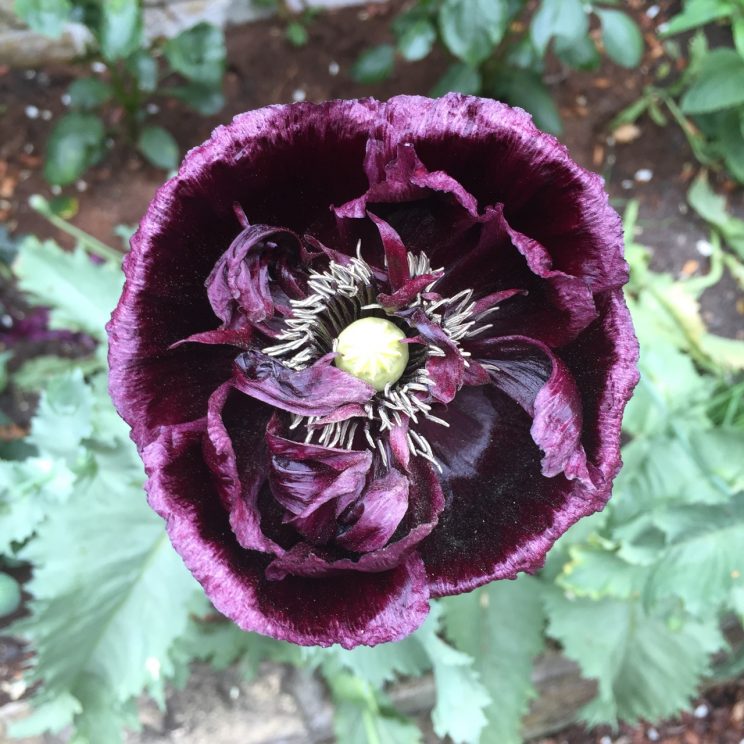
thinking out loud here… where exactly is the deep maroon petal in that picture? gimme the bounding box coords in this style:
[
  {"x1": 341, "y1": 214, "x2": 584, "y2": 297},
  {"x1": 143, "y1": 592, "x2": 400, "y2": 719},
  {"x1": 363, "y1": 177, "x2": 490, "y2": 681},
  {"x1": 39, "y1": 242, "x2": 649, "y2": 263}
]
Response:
[
  {"x1": 233, "y1": 350, "x2": 375, "y2": 418},
  {"x1": 336, "y1": 469, "x2": 409, "y2": 552},
  {"x1": 405, "y1": 309, "x2": 465, "y2": 403},
  {"x1": 380, "y1": 94, "x2": 627, "y2": 292},
  {"x1": 171, "y1": 328, "x2": 253, "y2": 350},
  {"x1": 266, "y1": 456, "x2": 444, "y2": 579},
  {"x1": 378, "y1": 273, "x2": 443, "y2": 311},
  {"x1": 266, "y1": 416, "x2": 373, "y2": 533},
  {"x1": 204, "y1": 382, "x2": 280, "y2": 554},
  {"x1": 144, "y1": 421, "x2": 430, "y2": 647},
  {"x1": 472, "y1": 336, "x2": 595, "y2": 485}
]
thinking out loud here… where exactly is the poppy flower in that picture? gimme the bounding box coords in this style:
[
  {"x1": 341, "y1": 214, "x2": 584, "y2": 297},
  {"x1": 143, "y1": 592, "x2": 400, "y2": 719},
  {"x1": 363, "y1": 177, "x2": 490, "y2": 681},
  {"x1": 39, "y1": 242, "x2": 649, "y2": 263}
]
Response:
[{"x1": 107, "y1": 95, "x2": 638, "y2": 648}]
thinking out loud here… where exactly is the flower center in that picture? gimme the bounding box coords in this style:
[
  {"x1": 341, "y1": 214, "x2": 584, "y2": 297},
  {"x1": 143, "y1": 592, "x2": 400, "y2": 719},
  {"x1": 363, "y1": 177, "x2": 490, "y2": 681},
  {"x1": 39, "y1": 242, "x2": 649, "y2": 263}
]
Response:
[{"x1": 334, "y1": 317, "x2": 409, "y2": 392}]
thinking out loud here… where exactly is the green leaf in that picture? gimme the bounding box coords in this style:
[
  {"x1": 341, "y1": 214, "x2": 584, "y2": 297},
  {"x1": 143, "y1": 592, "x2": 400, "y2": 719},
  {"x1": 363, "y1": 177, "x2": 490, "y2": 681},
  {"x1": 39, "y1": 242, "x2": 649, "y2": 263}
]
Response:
[
  {"x1": 718, "y1": 107, "x2": 744, "y2": 183},
  {"x1": 556, "y1": 34, "x2": 600, "y2": 71},
  {"x1": 29, "y1": 370, "x2": 93, "y2": 459},
  {"x1": 286, "y1": 20, "x2": 308, "y2": 46},
  {"x1": 126, "y1": 51, "x2": 158, "y2": 93},
  {"x1": 350, "y1": 44, "x2": 395, "y2": 84},
  {"x1": 663, "y1": 0, "x2": 734, "y2": 35},
  {"x1": 0, "y1": 572, "x2": 22, "y2": 617},
  {"x1": 13, "y1": 0, "x2": 72, "y2": 37},
  {"x1": 489, "y1": 69, "x2": 562, "y2": 135},
  {"x1": 531, "y1": 0, "x2": 587, "y2": 56},
  {"x1": 644, "y1": 492, "x2": 744, "y2": 617},
  {"x1": 544, "y1": 590, "x2": 723, "y2": 725},
  {"x1": 442, "y1": 577, "x2": 545, "y2": 744},
  {"x1": 0, "y1": 350, "x2": 10, "y2": 395},
  {"x1": 8, "y1": 692, "x2": 81, "y2": 738},
  {"x1": 596, "y1": 9, "x2": 644, "y2": 68},
  {"x1": 397, "y1": 18, "x2": 436, "y2": 62},
  {"x1": 0, "y1": 456, "x2": 76, "y2": 554},
  {"x1": 14, "y1": 435, "x2": 198, "y2": 712},
  {"x1": 44, "y1": 112, "x2": 105, "y2": 186},
  {"x1": 415, "y1": 608, "x2": 491, "y2": 744},
  {"x1": 14, "y1": 354, "x2": 101, "y2": 392},
  {"x1": 335, "y1": 636, "x2": 431, "y2": 688},
  {"x1": 67, "y1": 78, "x2": 112, "y2": 111},
  {"x1": 165, "y1": 22, "x2": 226, "y2": 85},
  {"x1": 681, "y1": 49, "x2": 744, "y2": 114},
  {"x1": 14, "y1": 236, "x2": 123, "y2": 341},
  {"x1": 733, "y1": 16, "x2": 744, "y2": 58},
  {"x1": 687, "y1": 172, "x2": 744, "y2": 260},
  {"x1": 99, "y1": 0, "x2": 141, "y2": 61},
  {"x1": 439, "y1": 0, "x2": 509, "y2": 67},
  {"x1": 558, "y1": 546, "x2": 648, "y2": 601},
  {"x1": 429, "y1": 63, "x2": 482, "y2": 97},
  {"x1": 165, "y1": 82, "x2": 225, "y2": 115},
  {"x1": 136, "y1": 125, "x2": 179, "y2": 171},
  {"x1": 330, "y1": 674, "x2": 422, "y2": 744}
]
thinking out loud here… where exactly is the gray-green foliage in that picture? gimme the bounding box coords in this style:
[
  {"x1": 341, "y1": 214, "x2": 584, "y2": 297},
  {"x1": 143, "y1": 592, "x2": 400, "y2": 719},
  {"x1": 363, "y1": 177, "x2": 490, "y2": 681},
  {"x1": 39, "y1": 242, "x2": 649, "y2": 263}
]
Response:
[
  {"x1": 3, "y1": 190, "x2": 744, "y2": 744},
  {"x1": 352, "y1": 0, "x2": 643, "y2": 135}
]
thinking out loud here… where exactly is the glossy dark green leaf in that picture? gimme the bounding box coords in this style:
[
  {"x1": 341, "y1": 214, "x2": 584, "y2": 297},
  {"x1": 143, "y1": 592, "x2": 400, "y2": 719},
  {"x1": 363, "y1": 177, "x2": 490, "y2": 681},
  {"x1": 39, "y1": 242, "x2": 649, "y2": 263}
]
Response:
[
  {"x1": 0, "y1": 573, "x2": 21, "y2": 617},
  {"x1": 439, "y1": 0, "x2": 508, "y2": 66},
  {"x1": 350, "y1": 44, "x2": 395, "y2": 84},
  {"x1": 13, "y1": 0, "x2": 71, "y2": 38},
  {"x1": 716, "y1": 109, "x2": 744, "y2": 183},
  {"x1": 165, "y1": 22, "x2": 226, "y2": 85},
  {"x1": 165, "y1": 83, "x2": 225, "y2": 115},
  {"x1": 531, "y1": 0, "x2": 587, "y2": 55},
  {"x1": 490, "y1": 69, "x2": 562, "y2": 135},
  {"x1": 67, "y1": 78, "x2": 112, "y2": 110},
  {"x1": 136, "y1": 125, "x2": 179, "y2": 171},
  {"x1": 44, "y1": 113, "x2": 105, "y2": 186},
  {"x1": 596, "y1": 9, "x2": 644, "y2": 68},
  {"x1": 556, "y1": 34, "x2": 600, "y2": 70},
  {"x1": 99, "y1": 0, "x2": 141, "y2": 61},
  {"x1": 681, "y1": 49, "x2": 744, "y2": 114},
  {"x1": 663, "y1": 0, "x2": 734, "y2": 36},
  {"x1": 429, "y1": 62, "x2": 482, "y2": 96},
  {"x1": 397, "y1": 18, "x2": 436, "y2": 61},
  {"x1": 126, "y1": 50, "x2": 158, "y2": 93},
  {"x1": 285, "y1": 21, "x2": 308, "y2": 47}
]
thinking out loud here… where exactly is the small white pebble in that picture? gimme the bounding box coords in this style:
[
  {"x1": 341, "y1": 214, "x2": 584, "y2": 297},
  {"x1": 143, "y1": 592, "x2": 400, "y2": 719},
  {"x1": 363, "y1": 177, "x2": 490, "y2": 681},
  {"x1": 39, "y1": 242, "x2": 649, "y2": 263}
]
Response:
[
  {"x1": 146, "y1": 102, "x2": 160, "y2": 114},
  {"x1": 678, "y1": 202, "x2": 689, "y2": 214},
  {"x1": 634, "y1": 168, "x2": 653, "y2": 183},
  {"x1": 22, "y1": 143, "x2": 34, "y2": 154},
  {"x1": 648, "y1": 727, "x2": 660, "y2": 741},
  {"x1": 606, "y1": 153, "x2": 617, "y2": 166},
  {"x1": 106, "y1": 137, "x2": 115, "y2": 147},
  {"x1": 61, "y1": 93, "x2": 71, "y2": 106},
  {"x1": 50, "y1": 184, "x2": 62, "y2": 195},
  {"x1": 23, "y1": 69, "x2": 36, "y2": 80},
  {"x1": 693, "y1": 703, "x2": 709, "y2": 718},
  {"x1": 606, "y1": 135, "x2": 616, "y2": 147},
  {"x1": 41, "y1": 109, "x2": 52, "y2": 121},
  {"x1": 647, "y1": 4, "x2": 661, "y2": 18},
  {"x1": 621, "y1": 179, "x2": 634, "y2": 190},
  {"x1": 37, "y1": 71, "x2": 50, "y2": 86},
  {"x1": 328, "y1": 61, "x2": 340, "y2": 76},
  {"x1": 76, "y1": 180, "x2": 88, "y2": 192},
  {"x1": 576, "y1": 94, "x2": 588, "y2": 106},
  {"x1": 600, "y1": 737, "x2": 612, "y2": 744},
  {"x1": 696, "y1": 239, "x2": 713, "y2": 257},
  {"x1": 658, "y1": 21, "x2": 669, "y2": 34},
  {"x1": 292, "y1": 88, "x2": 306, "y2": 102},
  {"x1": 25, "y1": 105, "x2": 40, "y2": 119},
  {"x1": 228, "y1": 685, "x2": 240, "y2": 700},
  {"x1": 91, "y1": 61, "x2": 107, "y2": 73},
  {"x1": 1, "y1": 314, "x2": 12, "y2": 328}
]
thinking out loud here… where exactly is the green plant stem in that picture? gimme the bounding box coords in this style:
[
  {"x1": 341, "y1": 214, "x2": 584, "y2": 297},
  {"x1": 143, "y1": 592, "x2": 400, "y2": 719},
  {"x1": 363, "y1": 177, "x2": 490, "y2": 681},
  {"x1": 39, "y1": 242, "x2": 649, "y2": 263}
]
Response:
[{"x1": 29, "y1": 196, "x2": 122, "y2": 264}]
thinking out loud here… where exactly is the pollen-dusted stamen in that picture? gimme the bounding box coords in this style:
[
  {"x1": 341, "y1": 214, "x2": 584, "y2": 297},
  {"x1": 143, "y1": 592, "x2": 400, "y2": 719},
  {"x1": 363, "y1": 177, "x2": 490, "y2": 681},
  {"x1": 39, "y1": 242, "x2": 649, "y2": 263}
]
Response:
[
  {"x1": 335, "y1": 317, "x2": 409, "y2": 391},
  {"x1": 262, "y1": 245, "x2": 499, "y2": 468}
]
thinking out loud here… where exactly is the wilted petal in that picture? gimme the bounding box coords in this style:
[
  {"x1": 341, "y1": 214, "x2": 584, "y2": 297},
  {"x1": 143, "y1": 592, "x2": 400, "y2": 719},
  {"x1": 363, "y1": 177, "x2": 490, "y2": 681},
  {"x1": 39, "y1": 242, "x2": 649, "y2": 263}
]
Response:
[
  {"x1": 336, "y1": 470, "x2": 409, "y2": 552},
  {"x1": 234, "y1": 350, "x2": 375, "y2": 418}
]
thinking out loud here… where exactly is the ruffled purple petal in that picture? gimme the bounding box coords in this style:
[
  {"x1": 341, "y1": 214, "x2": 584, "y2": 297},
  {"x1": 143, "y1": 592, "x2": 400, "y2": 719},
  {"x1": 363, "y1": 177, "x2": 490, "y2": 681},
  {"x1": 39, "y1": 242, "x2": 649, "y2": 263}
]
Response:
[
  {"x1": 266, "y1": 456, "x2": 444, "y2": 579},
  {"x1": 205, "y1": 224, "x2": 304, "y2": 331},
  {"x1": 472, "y1": 335, "x2": 595, "y2": 485},
  {"x1": 336, "y1": 470, "x2": 409, "y2": 552},
  {"x1": 233, "y1": 350, "x2": 375, "y2": 418},
  {"x1": 144, "y1": 420, "x2": 430, "y2": 647},
  {"x1": 171, "y1": 328, "x2": 253, "y2": 350}
]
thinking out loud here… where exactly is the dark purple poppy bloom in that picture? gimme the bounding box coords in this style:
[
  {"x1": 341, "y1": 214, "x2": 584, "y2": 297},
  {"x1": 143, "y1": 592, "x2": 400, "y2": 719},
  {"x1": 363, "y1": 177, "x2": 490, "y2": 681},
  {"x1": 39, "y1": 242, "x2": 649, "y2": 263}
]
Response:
[{"x1": 107, "y1": 95, "x2": 638, "y2": 648}]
